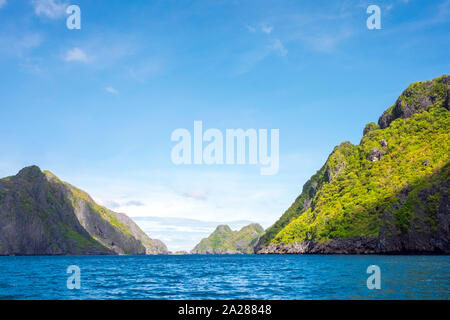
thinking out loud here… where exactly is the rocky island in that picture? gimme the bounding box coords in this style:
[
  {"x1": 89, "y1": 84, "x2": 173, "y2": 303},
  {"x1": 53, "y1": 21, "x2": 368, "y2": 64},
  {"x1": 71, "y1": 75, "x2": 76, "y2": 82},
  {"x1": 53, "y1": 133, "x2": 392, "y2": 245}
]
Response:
[
  {"x1": 0, "y1": 166, "x2": 168, "y2": 255},
  {"x1": 191, "y1": 223, "x2": 264, "y2": 254},
  {"x1": 256, "y1": 75, "x2": 450, "y2": 254}
]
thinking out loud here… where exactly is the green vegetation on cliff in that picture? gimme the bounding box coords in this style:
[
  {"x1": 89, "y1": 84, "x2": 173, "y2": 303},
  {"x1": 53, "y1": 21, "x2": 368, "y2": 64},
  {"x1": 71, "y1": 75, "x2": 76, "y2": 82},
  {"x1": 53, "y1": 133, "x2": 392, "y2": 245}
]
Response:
[
  {"x1": 192, "y1": 224, "x2": 264, "y2": 254},
  {"x1": 259, "y1": 75, "x2": 450, "y2": 253}
]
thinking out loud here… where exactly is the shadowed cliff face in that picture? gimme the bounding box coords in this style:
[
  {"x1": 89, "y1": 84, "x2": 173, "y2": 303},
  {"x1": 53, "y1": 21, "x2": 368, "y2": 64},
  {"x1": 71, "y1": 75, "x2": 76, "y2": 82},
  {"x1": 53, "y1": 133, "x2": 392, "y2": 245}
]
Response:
[
  {"x1": 191, "y1": 223, "x2": 264, "y2": 254},
  {"x1": 0, "y1": 166, "x2": 168, "y2": 255},
  {"x1": 257, "y1": 75, "x2": 450, "y2": 254}
]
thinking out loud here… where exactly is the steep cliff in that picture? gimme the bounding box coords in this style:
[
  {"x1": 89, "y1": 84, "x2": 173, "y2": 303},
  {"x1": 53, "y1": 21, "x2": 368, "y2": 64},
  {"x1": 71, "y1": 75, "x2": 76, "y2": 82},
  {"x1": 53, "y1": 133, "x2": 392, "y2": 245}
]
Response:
[
  {"x1": 0, "y1": 166, "x2": 168, "y2": 255},
  {"x1": 257, "y1": 75, "x2": 450, "y2": 254}
]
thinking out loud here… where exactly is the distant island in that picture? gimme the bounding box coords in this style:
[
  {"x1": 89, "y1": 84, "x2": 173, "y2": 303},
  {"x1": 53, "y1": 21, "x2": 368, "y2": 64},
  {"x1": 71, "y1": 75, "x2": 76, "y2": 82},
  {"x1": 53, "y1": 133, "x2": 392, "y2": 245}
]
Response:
[
  {"x1": 256, "y1": 75, "x2": 449, "y2": 254},
  {"x1": 0, "y1": 166, "x2": 167, "y2": 255},
  {"x1": 191, "y1": 224, "x2": 264, "y2": 254}
]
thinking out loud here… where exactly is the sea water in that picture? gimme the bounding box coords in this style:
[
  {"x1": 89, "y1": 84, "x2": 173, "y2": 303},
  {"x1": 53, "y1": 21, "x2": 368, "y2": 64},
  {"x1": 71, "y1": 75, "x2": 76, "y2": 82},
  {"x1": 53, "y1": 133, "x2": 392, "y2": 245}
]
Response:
[{"x1": 0, "y1": 254, "x2": 448, "y2": 300}]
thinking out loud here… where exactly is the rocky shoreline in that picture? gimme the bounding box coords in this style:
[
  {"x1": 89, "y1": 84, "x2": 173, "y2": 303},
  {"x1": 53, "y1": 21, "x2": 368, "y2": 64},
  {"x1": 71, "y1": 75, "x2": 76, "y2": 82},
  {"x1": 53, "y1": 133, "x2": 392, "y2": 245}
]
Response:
[
  {"x1": 256, "y1": 235, "x2": 450, "y2": 255},
  {"x1": 256, "y1": 237, "x2": 378, "y2": 254}
]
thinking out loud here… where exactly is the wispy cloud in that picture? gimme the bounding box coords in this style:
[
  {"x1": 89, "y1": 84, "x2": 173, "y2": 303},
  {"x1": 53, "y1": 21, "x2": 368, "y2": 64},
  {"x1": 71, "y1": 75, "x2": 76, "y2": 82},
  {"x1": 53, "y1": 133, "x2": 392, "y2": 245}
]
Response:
[
  {"x1": 235, "y1": 52, "x2": 265, "y2": 74},
  {"x1": 105, "y1": 86, "x2": 119, "y2": 95},
  {"x1": 270, "y1": 38, "x2": 287, "y2": 56},
  {"x1": 237, "y1": 23, "x2": 287, "y2": 74},
  {"x1": 0, "y1": 31, "x2": 44, "y2": 74},
  {"x1": 31, "y1": 0, "x2": 67, "y2": 19},
  {"x1": 301, "y1": 31, "x2": 352, "y2": 53},
  {"x1": 235, "y1": 37, "x2": 288, "y2": 74},
  {"x1": 256, "y1": 4, "x2": 357, "y2": 55},
  {"x1": 16, "y1": 33, "x2": 43, "y2": 51},
  {"x1": 383, "y1": 0, "x2": 416, "y2": 12},
  {"x1": 99, "y1": 199, "x2": 144, "y2": 209},
  {"x1": 0, "y1": 32, "x2": 43, "y2": 57},
  {"x1": 19, "y1": 57, "x2": 44, "y2": 74},
  {"x1": 182, "y1": 190, "x2": 208, "y2": 201},
  {"x1": 246, "y1": 24, "x2": 274, "y2": 35},
  {"x1": 128, "y1": 60, "x2": 162, "y2": 81},
  {"x1": 64, "y1": 47, "x2": 89, "y2": 62},
  {"x1": 125, "y1": 200, "x2": 144, "y2": 206},
  {"x1": 0, "y1": 0, "x2": 7, "y2": 9},
  {"x1": 378, "y1": 0, "x2": 450, "y2": 35}
]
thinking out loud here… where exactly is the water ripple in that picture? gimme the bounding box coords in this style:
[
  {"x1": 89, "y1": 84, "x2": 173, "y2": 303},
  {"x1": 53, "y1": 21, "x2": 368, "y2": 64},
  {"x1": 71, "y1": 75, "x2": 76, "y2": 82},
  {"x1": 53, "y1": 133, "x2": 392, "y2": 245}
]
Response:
[{"x1": 0, "y1": 255, "x2": 448, "y2": 300}]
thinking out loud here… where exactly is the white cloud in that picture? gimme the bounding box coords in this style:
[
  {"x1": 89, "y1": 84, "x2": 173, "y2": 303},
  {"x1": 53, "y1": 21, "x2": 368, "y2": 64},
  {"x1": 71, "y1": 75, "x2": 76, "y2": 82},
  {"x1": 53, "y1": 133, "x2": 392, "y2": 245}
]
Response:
[
  {"x1": 261, "y1": 25, "x2": 273, "y2": 34},
  {"x1": 64, "y1": 47, "x2": 89, "y2": 62},
  {"x1": 0, "y1": 0, "x2": 7, "y2": 9},
  {"x1": 31, "y1": 0, "x2": 67, "y2": 19},
  {"x1": 105, "y1": 86, "x2": 119, "y2": 95}
]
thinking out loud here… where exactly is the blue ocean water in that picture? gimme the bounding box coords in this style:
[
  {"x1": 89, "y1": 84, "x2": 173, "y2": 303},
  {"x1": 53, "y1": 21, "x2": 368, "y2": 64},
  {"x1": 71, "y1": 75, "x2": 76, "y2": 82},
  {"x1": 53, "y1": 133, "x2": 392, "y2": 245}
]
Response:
[{"x1": 0, "y1": 255, "x2": 448, "y2": 300}]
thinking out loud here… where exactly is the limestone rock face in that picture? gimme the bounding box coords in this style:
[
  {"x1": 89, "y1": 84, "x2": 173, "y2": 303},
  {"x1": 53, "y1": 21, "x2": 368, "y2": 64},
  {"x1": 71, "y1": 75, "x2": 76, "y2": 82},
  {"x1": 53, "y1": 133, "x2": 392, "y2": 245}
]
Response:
[
  {"x1": 368, "y1": 147, "x2": 384, "y2": 162},
  {"x1": 0, "y1": 166, "x2": 168, "y2": 255},
  {"x1": 378, "y1": 75, "x2": 450, "y2": 129}
]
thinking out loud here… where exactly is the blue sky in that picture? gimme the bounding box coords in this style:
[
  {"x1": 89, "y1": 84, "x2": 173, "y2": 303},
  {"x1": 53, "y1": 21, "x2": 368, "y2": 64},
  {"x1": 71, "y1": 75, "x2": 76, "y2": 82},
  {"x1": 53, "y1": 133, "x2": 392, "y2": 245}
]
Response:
[{"x1": 0, "y1": 0, "x2": 449, "y2": 251}]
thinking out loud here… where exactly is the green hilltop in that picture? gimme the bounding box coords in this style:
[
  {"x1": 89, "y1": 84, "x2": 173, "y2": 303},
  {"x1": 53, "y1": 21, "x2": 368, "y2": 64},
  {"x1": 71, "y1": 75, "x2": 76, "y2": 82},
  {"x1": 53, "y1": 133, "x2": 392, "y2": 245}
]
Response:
[
  {"x1": 192, "y1": 223, "x2": 264, "y2": 254},
  {"x1": 257, "y1": 75, "x2": 450, "y2": 254}
]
